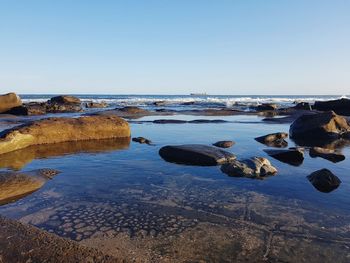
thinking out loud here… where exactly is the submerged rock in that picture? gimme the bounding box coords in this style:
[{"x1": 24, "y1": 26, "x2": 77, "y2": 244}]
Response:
[
  {"x1": 132, "y1": 137, "x2": 152, "y2": 144},
  {"x1": 309, "y1": 147, "x2": 345, "y2": 163},
  {"x1": 213, "y1": 140, "x2": 235, "y2": 148},
  {"x1": 159, "y1": 144, "x2": 236, "y2": 166},
  {"x1": 307, "y1": 169, "x2": 341, "y2": 193},
  {"x1": 314, "y1": 98, "x2": 350, "y2": 116},
  {"x1": 255, "y1": 132, "x2": 288, "y2": 148},
  {"x1": 0, "y1": 93, "x2": 22, "y2": 113},
  {"x1": 289, "y1": 111, "x2": 350, "y2": 140},
  {"x1": 264, "y1": 148, "x2": 304, "y2": 166},
  {"x1": 0, "y1": 169, "x2": 60, "y2": 204},
  {"x1": 221, "y1": 157, "x2": 277, "y2": 179},
  {"x1": 0, "y1": 115, "x2": 130, "y2": 155}
]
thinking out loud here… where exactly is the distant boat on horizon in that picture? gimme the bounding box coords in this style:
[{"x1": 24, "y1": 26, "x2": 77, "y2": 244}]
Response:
[{"x1": 190, "y1": 93, "x2": 207, "y2": 96}]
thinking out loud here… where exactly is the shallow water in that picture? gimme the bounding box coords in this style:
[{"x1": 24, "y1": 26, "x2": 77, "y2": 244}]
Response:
[{"x1": 0, "y1": 113, "x2": 350, "y2": 262}]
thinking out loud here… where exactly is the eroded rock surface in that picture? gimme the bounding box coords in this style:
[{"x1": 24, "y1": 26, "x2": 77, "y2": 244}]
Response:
[
  {"x1": 0, "y1": 116, "x2": 130, "y2": 155},
  {"x1": 221, "y1": 157, "x2": 277, "y2": 179},
  {"x1": 0, "y1": 169, "x2": 60, "y2": 204}
]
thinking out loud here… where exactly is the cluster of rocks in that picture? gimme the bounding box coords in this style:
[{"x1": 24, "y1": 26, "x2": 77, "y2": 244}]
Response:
[{"x1": 0, "y1": 93, "x2": 109, "y2": 116}]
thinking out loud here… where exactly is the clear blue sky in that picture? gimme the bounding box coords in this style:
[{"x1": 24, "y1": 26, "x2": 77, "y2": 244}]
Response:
[{"x1": 0, "y1": 0, "x2": 349, "y2": 95}]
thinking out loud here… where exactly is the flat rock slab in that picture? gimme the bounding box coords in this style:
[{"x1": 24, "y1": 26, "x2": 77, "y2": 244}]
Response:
[
  {"x1": 0, "y1": 115, "x2": 130, "y2": 155},
  {"x1": 264, "y1": 148, "x2": 304, "y2": 166},
  {"x1": 159, "y1": 144, "x2": 236, "y2": 166}
]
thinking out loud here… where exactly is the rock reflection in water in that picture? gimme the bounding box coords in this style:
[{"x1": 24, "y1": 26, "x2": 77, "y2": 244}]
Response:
[{"x1": 0, "y1": 138, "x2": 130, "y2": 170}]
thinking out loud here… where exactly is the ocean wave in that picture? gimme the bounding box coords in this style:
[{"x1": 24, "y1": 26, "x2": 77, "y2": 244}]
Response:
[{"x1": 21, "y1": 95, "x2": 348, "y2": 108}]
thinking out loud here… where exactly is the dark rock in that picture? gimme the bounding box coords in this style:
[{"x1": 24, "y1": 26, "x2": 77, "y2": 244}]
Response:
[
  {"x1": 132, "y1": 137, "x2": 152, "y2": 144},
  {"x1": 307, "y1": 169, "x2": 341, "y2": 193},
  {"x1": 189, "y1": 119, "x2": 227, "y2": 123},
  {"x1": 264, "y1": 148, "x2": 304, "y2": 166},
  {"x1": 255, "y1": 103, "x2": 278, "y2": 111},
  {"x1": 213, "y1": 140, "x2": 235, "y2": 148},
  {"x1": 181, "y1": 101, "x2": 195, "y2": 105},
  {"x1": 49, "y1": 95, "x2": 81, "y2": 105},
  {"x1": 221, "y1": 157, "x2": 277, "y2": 179},
  {"x1": 294, "y1": 102, "x2": 312, "y2": 110},
  {"x1": 290, "y1": 111, "x2": 350, "y2": 140},
  {"x1": 153, "y1": 119, "x2": 187, "y2": 124},
  {"x1": 314, "y1": 98, "x2": 350, "y2": 116},
  {"x1": 309, "y1": 147, "x2": 345, "y2": 163},
  {"x1": 5, "y1": 103, "x2": 47, "y2": 116},
  {"x1": 255, "y1": 132, "x2": 288, "y2": 148},
  {"x1": 159, "y1": 144, "x2": 236, "y2": 166},
  {"x1": 118, "y1": 106, "x2": 148, "y2": 114},
  {"x1": 0, "y1": 93, "x2": 22, "y2": 113}
]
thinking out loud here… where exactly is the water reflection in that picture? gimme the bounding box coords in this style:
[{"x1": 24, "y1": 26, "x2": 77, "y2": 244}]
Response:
[
  {"x1": 0, "y1": 138, "x2": 130, "y2": 170},
  {"x1": 291, "y1": 138, "x2": 350, "y2": 150}
]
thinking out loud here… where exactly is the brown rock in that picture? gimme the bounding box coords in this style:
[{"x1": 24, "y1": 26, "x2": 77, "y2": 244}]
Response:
[
  {"x1": 255, "y1": 132, "x2": 288, "y2": 148},
  {"x1": 0, "y1": 115, "x2": 130, "y2": 155},
  {"x1": 0, "y1": 93, "x2": 22, "y2": 113},
  {"x1": 255, "y1": 103, "x2": 278, "y2": 111},
  {"x1": 49, "y1": 95, "x2": 81, "y2": 104},
  {"x1": 213, "y1": 140, "x2": 235, "y2": 148},
  {"x1": 85, "y1": 101, "x2": 108, "y2": 108},
  {"x1": 132, "y1": 137, "x2": 152, "y2": 144},
  {"x1": 0, "y1": 169, "x2": 60, "y2": 205},
  {"x1": 289, "y1": 111, "x2": 350, "y2": 140}
]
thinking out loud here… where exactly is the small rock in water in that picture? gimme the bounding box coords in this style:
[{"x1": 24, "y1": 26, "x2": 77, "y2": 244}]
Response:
[
  {"x1": 213, "y1": 140, "x2": 235, "y2": 148},
  {"x1": 264, "y1": 148, "x2": 304, "y2": 166},
  {"x1": 309, "y1": 147, "x2": 345, "y2": 163},
  {"x1": 159, "y1": 144, "x2": 236, "y2": 166},
  {"x1": 221, "y1": 157, "x2": 277, "y2": 179},
  {"x1": 132, "y1": 137, "x2": 152, "y2": 144},
  {"x1": 255, "y1": 132, "x2": 288, "y2": 148},
  {"x1": 307, "y1": 169, "x2": 341, "y2": 193}
]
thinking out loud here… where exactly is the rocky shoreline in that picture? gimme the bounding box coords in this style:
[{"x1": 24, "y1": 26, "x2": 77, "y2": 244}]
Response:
[{"x1": 1, "y1": 92, "x2": 350, "y2": 262}]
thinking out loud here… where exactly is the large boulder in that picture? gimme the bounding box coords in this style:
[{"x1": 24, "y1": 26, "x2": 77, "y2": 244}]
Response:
[
  {"x1": 0, "y1": 169, "x2": 60, "y2": 204},
  {"x1": 264, "y1": 148, "x2": 304, "y2": 166},
  {"x1": 309, "y1": 147, "x2": 345, "y2": 163},
  {"x1": 313, "y1": 98, "x2": 350, "y2": 116},
  {"x1": 289, "y1": 111, "x2": 350, "y2": 140},
  {"x1": 159, "y1": 144, "x2": 236, "y2": 166},
  {"x1": 0, "y1": 115, "x2": 130, "y2": 155},
  {"x1": 46, "y1": 95, "x2": 82, "y2": 113},
  {"x1": 221, "y1": 157, "x2": 277, "y2": 179},
  {"x1": 0, "y1": 93, "x2": 22, "y2": 113},
  {"x1": 307, "y1": 169, "x2": 341, "y2": 193},
  {"x1": 255, "y1": 132, "x2": 288, "y2": 148}
]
